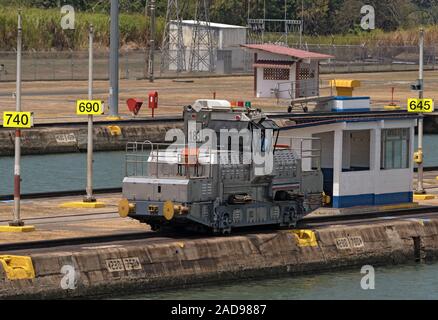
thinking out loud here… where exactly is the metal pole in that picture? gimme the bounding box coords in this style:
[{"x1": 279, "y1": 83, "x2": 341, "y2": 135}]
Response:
[
  {"x1": 300, "y1": 0, "x2": 304, "y2": 47},
  {"x1": 247, "y1": 0, "x2": 250, "y2": 22},
  {"x1": 284, "y1": 0, "x2": 288, "y2": 45},
  {"x1": 109, "y1": 0, "x2": 119, "y2": 117},
  {"x1": 148, "y1": 0, "x2": 156, "y2": 83},
  {"x1": 145, "y1": 0, "x2": 149, "y2": 17},
  {"x1": 11, "y1": 11, "x2": 23, "y2": 227},
  {"x1": 416, "y1": 28, "x2": 425, "y2": 194},
  {"x1": 85, "y1": 25, "x2": 96, "y2": 203},
  {"x1": 262, "y1": 0, "x2": 266, "y2": 43}
]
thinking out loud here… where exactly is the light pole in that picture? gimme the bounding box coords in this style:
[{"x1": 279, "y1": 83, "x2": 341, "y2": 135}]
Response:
[
  {"x1": 85, "y1": 24, "x2": 96, "y2": 203},
  {"x1": 416, "y1": 28, "x2": 425, "y2": 195},
  {"x1": 148, "y1": 0, "x2": 156, "y2": 83},
  {"x1": 10, "y1": 11, "x2": 23, "y2": 227},
  {"x1": 109, "y1": 0, "x2": 119, "y2": 118}
]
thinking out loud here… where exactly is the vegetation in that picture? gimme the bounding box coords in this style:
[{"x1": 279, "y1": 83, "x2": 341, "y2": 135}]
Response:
[
  {"x1": 0, "y1": 6, "x2": 162, "y2": 50},
  {"x1": 0, "y1": 1, "x2": 438, "y2": 50}
]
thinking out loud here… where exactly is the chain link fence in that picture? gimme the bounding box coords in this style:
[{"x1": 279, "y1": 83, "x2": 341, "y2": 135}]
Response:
[
  {"x1": 309, "y1": 44, "x2": 437, "y2": 73},
  {"x1": 0, "y1": 50, "x2": 149, "y2": 82},
  {"x1": 0, "y1": 44, "x2": 435, "y2": 82}
]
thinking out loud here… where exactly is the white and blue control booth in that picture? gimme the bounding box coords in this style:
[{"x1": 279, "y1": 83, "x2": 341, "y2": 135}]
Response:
[{"x1": 280, "y1": 105, "x2": 418, "y2": 208}]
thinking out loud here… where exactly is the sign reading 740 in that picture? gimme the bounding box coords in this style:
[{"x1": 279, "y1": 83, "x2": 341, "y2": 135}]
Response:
[
  {"x1": 408, "y1": 98, "x2": 434, "y2": 113},
  {"x1": 3, "y1": 112, "x2": 34, "y2": 128}
]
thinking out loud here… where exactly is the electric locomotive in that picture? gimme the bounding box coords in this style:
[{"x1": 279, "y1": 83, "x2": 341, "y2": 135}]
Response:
[{"x1": 118, "y1": 100, "x2": 324, "y2": 234}]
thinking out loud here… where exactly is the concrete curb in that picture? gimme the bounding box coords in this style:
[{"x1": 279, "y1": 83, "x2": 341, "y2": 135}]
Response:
[{"x1": 0, "y1": 218, "x2": 436, "y2": 299}]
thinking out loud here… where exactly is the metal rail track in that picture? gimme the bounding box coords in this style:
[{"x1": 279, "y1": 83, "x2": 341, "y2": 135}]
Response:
[
  {"x1": 299, "y1": 206, "x2": 438, "y2": 226},
  {"x1": 0, "y1": 231, "x2": 167, "y2": 253},
  {"x1": 0, "y1": 188, "x2": 122, "y2": 201},
  {"x1": 0, "y1": 211, "x2": 118, "y2": 225},
  {"x1": 1, "y1": 206, "x2": 437, "y2": 253},
  {"x1": 0, "y1": 116, "x2": 183, "y2": 130}
]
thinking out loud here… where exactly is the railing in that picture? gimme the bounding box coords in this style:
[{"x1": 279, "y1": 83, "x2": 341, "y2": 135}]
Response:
[
  {"x1": 277, "y1": 136, "x2": 322, "y2": 171},
  {"x1": 125, "y1": 136, "x2": 322, "y2": 179},
  {"x1": 125, "y1": 141, "x2": 153, "y2": 177},
  {"x1": 0, "y1": 44, "x2": 436, "y2": 82},
  {"x1": 125, "y1": 141, "x2": 215, "y2": 179},
  {"x1": 273, "y1": 78, "x2": 332, "y2": 102}
]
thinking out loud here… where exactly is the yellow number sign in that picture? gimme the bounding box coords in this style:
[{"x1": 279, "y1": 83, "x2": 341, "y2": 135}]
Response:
[
  {"x1": 2, "y1": 112, "x2": 33, "y2": 128},
  {"x1": 76, "y1": 100, "x2": 103, "y2": 115},
  {"x1": 408, "y1": 99, "x2": 434, "y2": 113}
]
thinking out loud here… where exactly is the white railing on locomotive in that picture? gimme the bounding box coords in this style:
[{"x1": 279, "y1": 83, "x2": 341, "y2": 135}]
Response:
[
  {"x1": 125, "y1": 141, "x2": 216, "y2": 179},
  {"x1": 125, "y1": 140, "x2": 154, "y2": 177},
  {"x1": 276, "y1": 136, "x2": 321, "y2": 171}
]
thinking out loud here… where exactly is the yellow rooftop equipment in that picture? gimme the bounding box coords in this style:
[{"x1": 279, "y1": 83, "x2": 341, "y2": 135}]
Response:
[{"x1": 329, "y1": 80, "x2": 361, "y2": 97}]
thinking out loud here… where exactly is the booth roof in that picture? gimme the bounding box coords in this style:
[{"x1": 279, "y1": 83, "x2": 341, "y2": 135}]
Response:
[{"x1": 242, "y1": 44, "x2": 334, "y2": 60}]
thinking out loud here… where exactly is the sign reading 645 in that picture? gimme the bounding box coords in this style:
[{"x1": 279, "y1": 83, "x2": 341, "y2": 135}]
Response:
[{"x1": 408, "y1": 98, "x2": 434, "y2": 113}]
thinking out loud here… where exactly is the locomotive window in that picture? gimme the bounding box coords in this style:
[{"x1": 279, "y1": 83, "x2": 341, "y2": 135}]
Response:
[{"x1": 158, "y1": 186, "x2": 161, "y2": 193}]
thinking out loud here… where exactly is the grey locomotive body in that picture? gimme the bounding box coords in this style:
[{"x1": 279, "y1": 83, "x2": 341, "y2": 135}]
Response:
[{"x1": 119, "y1": 100, "x2": 324, "y2": 234}]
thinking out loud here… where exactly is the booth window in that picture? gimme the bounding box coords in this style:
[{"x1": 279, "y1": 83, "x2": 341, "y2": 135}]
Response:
[
  {"x1": 263, "y1": 68, "x2": 289, "y2": 81},
  {"x1": 381, "y1": 128, "x2": 410, "y2": 170}
]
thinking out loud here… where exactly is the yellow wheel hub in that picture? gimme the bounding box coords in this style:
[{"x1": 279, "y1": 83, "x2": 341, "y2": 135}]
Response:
[
  {"x1": 118, "y1": 199, "x2": 131, "y2": 218},
  {"x1": 163, "y1": 201, "x2": 175, "y2": 221}
]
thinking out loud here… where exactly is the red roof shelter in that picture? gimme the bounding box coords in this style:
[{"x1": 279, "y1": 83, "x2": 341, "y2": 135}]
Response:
[{"x1": 241, "y1": 44, "x2": 334, "y2": 100}]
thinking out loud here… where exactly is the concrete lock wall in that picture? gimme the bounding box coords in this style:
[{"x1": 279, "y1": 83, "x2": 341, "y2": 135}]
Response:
[
  {"x1": 0, "y1": 122, "x2": 184, "y2": 156},
  {"x1": 1, "y1": 218, "x2": 438, "y2": 299}
]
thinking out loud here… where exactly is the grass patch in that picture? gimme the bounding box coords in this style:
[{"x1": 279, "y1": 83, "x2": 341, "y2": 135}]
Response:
[{"x1": 0, "y1": 6, "x2": 163, "y2": 50}]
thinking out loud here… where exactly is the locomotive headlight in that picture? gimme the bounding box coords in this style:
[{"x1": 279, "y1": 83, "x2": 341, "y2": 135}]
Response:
[{"x1": 118, "y1": 199, "x2": 135, "y2": 218}]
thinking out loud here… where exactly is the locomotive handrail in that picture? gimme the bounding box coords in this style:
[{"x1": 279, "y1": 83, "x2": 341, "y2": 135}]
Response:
[
  {"x1": 125, "y1": 137, "x2": 322, "y2": 179},
  {"x1": 125, "y1": 141, "x2": 216, "y2": 179}
]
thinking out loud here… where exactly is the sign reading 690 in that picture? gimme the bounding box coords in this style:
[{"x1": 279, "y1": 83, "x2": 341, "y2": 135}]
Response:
[
  {"x1": 408, "y1": 98, "x2": 434, "y2": 113},
  {"x1": 76, "y1": 100, "x2": 103, "y2": 115}
]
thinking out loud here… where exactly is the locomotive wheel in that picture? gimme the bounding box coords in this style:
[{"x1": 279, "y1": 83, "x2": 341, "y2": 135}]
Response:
[
  {"x1": 212, "y1": 208, "x2": 232, "y2": 235},
  {"x1": 221, "y1": 213, "x2": 232, "y2": 235}
]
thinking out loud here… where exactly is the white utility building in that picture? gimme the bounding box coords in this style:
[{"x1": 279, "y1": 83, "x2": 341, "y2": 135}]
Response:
[
  {"x1": 169, "y1": 20, "x2": 247, "y2": 72},
  {"x1": 242, "y1": 44, "x2": 333, "y2": 99}
]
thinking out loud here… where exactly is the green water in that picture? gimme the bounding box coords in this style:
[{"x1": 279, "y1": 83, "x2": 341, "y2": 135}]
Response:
[
  {"x1": 0, "y1": 135, "x2": 437, "y2": 196},
  {"x1": 121, "y1": 262, "x2": 438, "y2": 300},
  {"x1": 415, "y1": 134, "x2": 438, "y2": 167},
  {"x1": 0, "y1": 151, "x2": 126, "y2": 195}
]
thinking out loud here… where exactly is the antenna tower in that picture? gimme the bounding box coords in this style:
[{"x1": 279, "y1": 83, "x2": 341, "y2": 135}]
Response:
[
  {"x1": 189, "y1": 0, "x2": 215, "y2": 72},
  {"x1": 161, "y1": 0, "x2": 186, "y2": 74}
]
